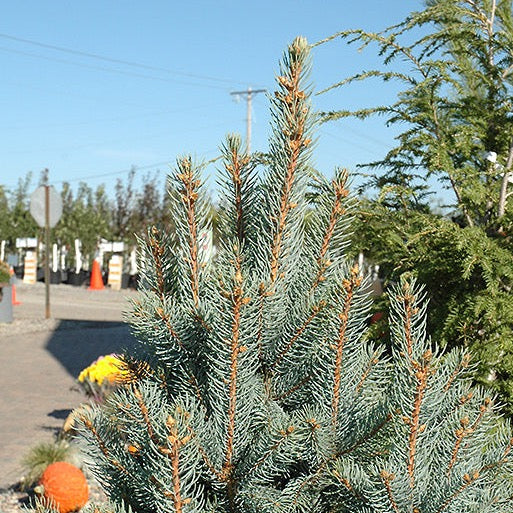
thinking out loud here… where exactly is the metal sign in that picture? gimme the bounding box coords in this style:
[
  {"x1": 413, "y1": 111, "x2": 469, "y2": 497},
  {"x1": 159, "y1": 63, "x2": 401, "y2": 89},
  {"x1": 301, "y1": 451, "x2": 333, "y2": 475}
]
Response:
[
  {"x1": 30, "y1": 186, "x2": 62, "y2": 228},
  {"x1": 16, "y1": 237, "x2": 37, "y2": 248},
  {"x1": 99, "y1": 241, "x2": 125, "y2": 253}
]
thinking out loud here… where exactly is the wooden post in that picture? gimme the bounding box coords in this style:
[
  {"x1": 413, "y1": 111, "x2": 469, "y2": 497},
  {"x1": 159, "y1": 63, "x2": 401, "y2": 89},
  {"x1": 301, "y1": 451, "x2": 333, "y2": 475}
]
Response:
[{"x1": 45, "y1": 185, "x2": 50, "y2": 319}]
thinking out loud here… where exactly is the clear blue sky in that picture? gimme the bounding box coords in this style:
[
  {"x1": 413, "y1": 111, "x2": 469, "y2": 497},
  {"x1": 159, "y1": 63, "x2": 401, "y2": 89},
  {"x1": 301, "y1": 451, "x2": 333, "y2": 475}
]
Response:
[{"x1": 0, "y1": 1, "x2": 424, "y2": 198}]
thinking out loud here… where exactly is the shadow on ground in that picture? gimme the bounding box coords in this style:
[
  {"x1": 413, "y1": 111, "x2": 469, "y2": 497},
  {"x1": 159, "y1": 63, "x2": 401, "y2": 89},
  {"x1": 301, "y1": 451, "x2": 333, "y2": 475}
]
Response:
[{"x1": 45, "y1": 319, "x2": 137, "y2": 379}]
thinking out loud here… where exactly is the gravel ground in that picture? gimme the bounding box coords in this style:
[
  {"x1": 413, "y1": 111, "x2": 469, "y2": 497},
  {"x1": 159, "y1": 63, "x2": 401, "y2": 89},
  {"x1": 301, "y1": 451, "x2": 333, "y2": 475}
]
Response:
[{"x1": 0, "y1": 281, "x2": 137, "y2": 512}]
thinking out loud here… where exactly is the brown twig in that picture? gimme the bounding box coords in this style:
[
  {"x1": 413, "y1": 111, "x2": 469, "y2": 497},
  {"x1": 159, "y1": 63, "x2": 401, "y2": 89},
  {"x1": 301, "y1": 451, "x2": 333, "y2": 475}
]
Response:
[
  {"x1": 332, "y1": 265, "x2": 362, "y2": 424},
  {"x1": 133, "y1": 387, "x2": 160, "y2": 445},
  {"x1": 222, "y1": 254, "x2": 250, "y2": 480},
  {"x1": 435, "y1": 471, "x2": 480, "y2": 513},
  {"x1": 155, "y1": 307, "x2": 184, "y2": 348},
  {"x1": 448, "y1": 398, "x2": 491, "y2": 475},
  {"x1": 148, "y1": 226, "x2": 185, "y2": 349},
  {"x1": 149, "y1": 226, "x2": 166, "y2": 298},
  {"x1": 480, "y1": 437, "x2": 513, "y2": 474},
  {"x1": 246, "y1": 428, "x2": 293, "y2": 476},
  {"x1": 271, "y1": 300, "x2": 326, "y2": 370},
  {"x1": 269, "y1": 44, "x2": 311, "y2": 286},
  {"x1": 402, "y1": 288, "x2": 416, "y2": 358},
  {"x1": 355, "y1": 352, "x2": 379, "y2": 394},
  {"x1": 80, "y1": 416, "x2": 131, "y2": 477},
  {"x1": 443, "y1": 353, "x2": 471, "y2": 392},
  {"x1": 406, "y1": 351, "x2": 432, "y2": 489},
  {"x1": 380, "y1": 470, "x2": 401, "y2": 513},
  {"x1": 274, "y1": 373, "x2": 313, "y2": 401},
  {"x1": 225, "y1": 145, "x2": 250, "y2": 244},
  {"x1": 185, "y1": 425, "x2": 224, "y2": 481},
  {"x1": 161, "y1": 415, "x2": 187, "y2": 513},
  {"x1": 332, "y1": 471, "x2": 366, "y2": 502},
  {"x1": 338, "y1": 413, "x2": 393, "y2": 457},
  {"x1": 292, "y1": 414, "x2": 391, "y2": 507},
  {"x1": 176, "y1": 158, "x2": 201, "y2": 308},
  {"x1": 311, "y1": 175, "x2": 349, "y2": 292}
]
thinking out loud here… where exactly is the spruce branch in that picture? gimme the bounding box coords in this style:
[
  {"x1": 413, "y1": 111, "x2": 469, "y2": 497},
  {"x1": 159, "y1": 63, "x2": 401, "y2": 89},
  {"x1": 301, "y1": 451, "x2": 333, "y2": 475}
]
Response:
[
  {"x1": 163, "y1": 415, "x2": 187, "y2": 513},
  {"x1": 221, "y1": 136, "x2": 251, "y2": 246},
  {"x1": 480, "y1": 436, "x2": 513, "y2": 474},
  {"x1": 434, "y1": 471, "x2": 481, "y2": 513},
  {"x1": 222, "y1": 251, "x2": 246, "y2": 480},
  {"x1": 174, "y1": 156, "x2": 203, "y2": 308},
  {"x1": 355, "y1": 352, "x2": 380, "y2": 394},
  {"x1": 148, "y1": 225, "x2": 166, "y2": 300},
  {"x1": 380, "y1": 470, "x2": 401, "y2": 513},
  {"x1": 447, "y1": 397, "x2": 492, "y2": 476},
  {"x1": 406, "y1": 349, "x2": 432, "y2": 489},
  {"x1": 443, "y1": 353, "x2": 471, "y2": 392},
  {"x1": 273, "y1": 373, "x2": 313, "y2": 402},
  {"x1": 270, "y1": 300, "x2": 327, "y2": 371},
  {"x1": 268, "y1": 36, "x2": 313, "y2": 287},
  {"x1": 73, "y1": 34, "x2": 513, "y2": 513},
  {"x1": 337, "y1": 413, "x2": 393, "y2": 457},
  {"x1": 311, "y1": 172, "x2": 350, "y2": 292},
  {"x1": 245, "y1": 428, "x2": 294, "y2": 477},
  {"x1": 332, "y1": 265, "x2": 362, "y2": 424},
  {"x1": 80, "y1": 415, "x2": 132, "y2": 478}
]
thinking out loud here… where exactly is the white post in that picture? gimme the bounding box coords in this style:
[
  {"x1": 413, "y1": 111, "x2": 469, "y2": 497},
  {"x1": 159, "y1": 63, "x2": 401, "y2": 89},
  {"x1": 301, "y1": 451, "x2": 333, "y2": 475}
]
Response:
[
  {"x1": 97, "y1": 247, "x2": 104, "y2": 266},
  {"x1": 129, "y1": 247, "x2": 138, "y2": 275},
  {"x1": 60, "y1": 245, "x2": 67, "y2": 270},
  {"x1": 358, "y1": 252, "x2": 364, "y2": 274},
  {"x1": 0, "y1": 240, "x2": 5, "y2": 262},
  {"x1": 52, "y1": 244, "x2": 58, "y2": 272},
  {"x1": 74, "y1": 239, "x2": 82, "y2": 273}
]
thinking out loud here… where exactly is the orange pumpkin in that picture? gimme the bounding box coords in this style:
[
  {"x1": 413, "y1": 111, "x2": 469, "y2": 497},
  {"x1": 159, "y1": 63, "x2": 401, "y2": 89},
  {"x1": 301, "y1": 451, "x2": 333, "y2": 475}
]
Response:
[{"x1": 38, "y1": 461, "x2": 89, "y2": 513}]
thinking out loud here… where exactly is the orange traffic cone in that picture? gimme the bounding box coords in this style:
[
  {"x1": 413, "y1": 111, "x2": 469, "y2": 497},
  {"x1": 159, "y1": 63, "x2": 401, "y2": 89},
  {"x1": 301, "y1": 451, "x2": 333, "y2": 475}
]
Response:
[
  {"x1": 88, "y1": 260, "x2": 105, "y2": 290},
  {"x1": 9, "y1": 267, "x2": 21, "y2": 305},
  {"x1": 12, "y1": 284, "x2": 21, "y2": 305}
]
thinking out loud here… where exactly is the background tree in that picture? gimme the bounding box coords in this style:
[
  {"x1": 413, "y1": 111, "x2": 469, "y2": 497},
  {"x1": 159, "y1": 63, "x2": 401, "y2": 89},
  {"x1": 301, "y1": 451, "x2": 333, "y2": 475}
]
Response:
[
  {"x1": 113, "y1": 168, "x2": 136, "y2": 242},
  {"x1": 9, "y1": 173, "x2": 38, "y2": 246},
  {"x1": 132, "y1": 171, "x2": 163, "y2": 237},
  {"x1": 54, "y1": 182, "x2": 113, "y2": 265},
  {"x1": 38, "y1": 168, "x2": 49, "y2": 187},
  {"x1": 0, "y1": 186, "x2": 11, "y2": 247},
  {"x1": 320, "y1": 0, "x2": 513, "y2": 227},
  {"x1": 320, "y1": 0, "x2": 513, "y2": 411}
]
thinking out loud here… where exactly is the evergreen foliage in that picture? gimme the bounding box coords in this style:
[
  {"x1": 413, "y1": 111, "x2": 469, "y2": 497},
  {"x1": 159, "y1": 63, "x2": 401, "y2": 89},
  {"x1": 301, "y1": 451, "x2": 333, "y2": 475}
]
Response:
[
  {"x1": 318, "y1": 0, "x2": 513, "y2": 226},
  {"x1": 351, "y1": 201, "x2": 513, "y2": 411},
  {"x1": 318, "y1": 0, "x2": 513, "y2": 411},
  {"x1": 74, "y1": 38, "x2": 513, "y2": 513}
]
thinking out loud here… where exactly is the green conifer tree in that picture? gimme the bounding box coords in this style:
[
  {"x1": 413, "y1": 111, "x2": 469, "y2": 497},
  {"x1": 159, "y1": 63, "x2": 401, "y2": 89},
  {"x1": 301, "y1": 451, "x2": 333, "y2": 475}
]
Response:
[
  {"x1": 316, "y1": 0, "x2": 513, "y2": 410},
  {"x1": 74, "y1": 38, "x2": 512, "y2": 513}
]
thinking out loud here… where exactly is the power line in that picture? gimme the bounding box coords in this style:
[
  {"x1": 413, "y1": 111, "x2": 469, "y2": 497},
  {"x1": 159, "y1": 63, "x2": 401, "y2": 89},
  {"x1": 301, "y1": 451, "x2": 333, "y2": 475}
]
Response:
[
  {"x1": 2, "y1": 101, "x2": 227, "y2": 131},
  {"x1": 2, "y1": 149, "x2": 220, "y2": 189},
  {"x1": 0, "y1": 32, "x2": 262, "y2": 88},
  {"x1": 0, "y1": 45, "x2": 230, "y2": 90},
  {"x1": 2, "y1": 120, "x2": 233, "y2": 156},
  {"x1": 48, "y1": 149, "x2": 220, "y2": 185},
  {"x1": 50, "y1": 161, "x2": 173, "y2": 185}
]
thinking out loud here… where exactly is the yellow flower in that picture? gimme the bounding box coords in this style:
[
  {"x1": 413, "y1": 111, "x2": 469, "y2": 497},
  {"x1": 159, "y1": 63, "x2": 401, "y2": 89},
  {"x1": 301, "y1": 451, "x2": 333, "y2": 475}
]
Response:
[{"x1": 78, "y1": 354, "x2": 129, "y2": 385}]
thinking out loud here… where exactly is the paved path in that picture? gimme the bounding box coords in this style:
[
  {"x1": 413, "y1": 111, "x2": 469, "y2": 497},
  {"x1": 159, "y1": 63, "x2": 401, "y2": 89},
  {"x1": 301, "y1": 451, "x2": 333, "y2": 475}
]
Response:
[{"x1": 0, "y1": 282, "x2": 138, "y2": 489}]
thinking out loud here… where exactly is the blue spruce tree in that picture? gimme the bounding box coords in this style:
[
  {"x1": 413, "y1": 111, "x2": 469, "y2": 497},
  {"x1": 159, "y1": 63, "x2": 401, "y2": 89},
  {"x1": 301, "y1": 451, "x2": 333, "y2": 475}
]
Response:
[{"x1": 72, "y1": 37, "x2": 513, "y2": 513}]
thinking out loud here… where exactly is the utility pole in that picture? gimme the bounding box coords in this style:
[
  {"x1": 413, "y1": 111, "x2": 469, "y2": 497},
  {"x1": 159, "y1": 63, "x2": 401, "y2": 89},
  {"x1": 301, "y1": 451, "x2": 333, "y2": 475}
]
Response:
[{"x1": 230, "y1": 87, "x2": 266, "y2": 153}]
